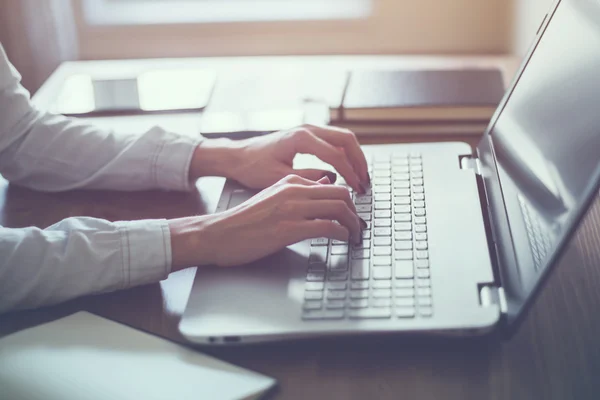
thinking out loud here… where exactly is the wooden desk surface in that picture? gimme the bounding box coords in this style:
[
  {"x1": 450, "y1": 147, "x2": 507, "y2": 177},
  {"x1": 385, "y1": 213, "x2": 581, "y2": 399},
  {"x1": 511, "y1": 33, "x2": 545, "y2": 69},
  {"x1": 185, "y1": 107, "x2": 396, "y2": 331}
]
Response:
[{"x1": 2, "y1": 55, "x2": 600, "y2": 400}]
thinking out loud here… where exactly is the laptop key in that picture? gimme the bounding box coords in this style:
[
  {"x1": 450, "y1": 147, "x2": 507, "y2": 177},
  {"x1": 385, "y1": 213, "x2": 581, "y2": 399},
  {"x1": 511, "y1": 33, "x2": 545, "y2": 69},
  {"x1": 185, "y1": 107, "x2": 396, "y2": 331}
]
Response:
[
  {"x1": 356, "y1": 204, "x2": 372, "y2": 213},
  {"x1": 308, "y1": 262, "x2": 327, "y2": 272},
  {"x1": 309, "y1": 246, "x2": 328, "y2": 263},
  {"x1": 374, "y1": 228, "x2": 392, "y2": 236},
  {"x1": 351, "y1": 249, "x2": 370, "y2": 259},
  {"x1": 305, "y1": 282, "x2": 325, "y2": 291},
  {"x1": 374, "y1": 210, "x2": 392, "y2": 219},
  {"x1": 362, "y1": 230, "x2": 371, "y2": 239},
  {"x1": 327, "y1": 282, "x2": 347, "y2": 290},
  {"x1": 415, "y1": 242, "x2": 428, "y2": 250},
  {"x1": 326, "y1": 300, "x2": 345, "y2": 309},
  {"x1": 331, "y1": 245, "x2": 349, "y2": 255},
  {"x1": 395, "y1": 280, "x2": 415, "y2": 288},
  {"x1": 416, "y1": 251, "x2": 429, "y2": 259},
  {"x1": 374, "y1": 237, "x2": 392, "y2": 246},
  {"x1": 374, "y1": 193, "x2": 392, "y2": 202},
  {"x1": 327, "y1": 291, "x2": 347, "y2": 300},
  {"x1": 395, "y1": 288, "x2": 415, "y2": 297},
  {"x1": 373, "y1": 289, "x2": 392, "y2": 298},
  {"x1": 415, "y1": 225, "x2": 427, "y2": 233},
  {"x1": 373, "y1": 267, "x2": 392, "y2": 280},
  {"x1": 358, "y1": 212, "x2": 372, "y2": 221},
  {"x1": 373, "y1": 177, "x2": 391, "y2": 185},
  {"x1": 351, "y1": 259, "x2": 370, "y2": 280},
  {"x1": 395, "y1": 223, "x2": 412, "y2": 232},
  {"x1": 373, "y1": 246, "x2": 392, "y2": 256},
  {"x1": 310, "y1": 238, "x2": 329, "y2": 246},
  {"x1": 374, "y1": 219, "x2": 392, "y2": 228},
  {"x1": 328, "y1": 272, "x2": 349, "y2": 281},
  {"x1": 302, "y1": 310, "x2": 345, "y2": 320},
  {"x1": 416, "y1": 278, "x2": 431, "y2": 288},
  {"x1": 417, "y1": 287, "x2": 432, "y2": 297},
  {"x1": 397, "y1": 308, "x2": 416, "y2": 318},
  {"x1": 304, "y1": 291, "x2": 323, "y2": 300},
  {"x1": 395, "y1": 241, "x2": 413, "y2": 251},
  {"x1": 372, "y1": 298, "x2": 392, "y2": 308},
  {"x1": 350, "y1": 290, "x2": 369, "y2": 299},
  {"x1": 373, "y1": 281, "x2": 392, "y2": 289},
  {"x1": 415, "y1": 259, "x2": 430, "y2": 269},
  {"x1": 417, "y1": 269, "x2": 431, "y2": 278},
  {"x1": 349, "y1": 299, "x2": 369, "y2": 309},
  {"x1": 414, "y1": 209, "x2": 426, "y2": 217},
  {"x1": 329, "y1": 255, "x2": 349, "y2": 271},
  {"x1": 374, "y1": 202, "x2": 392, "y2": 210},
  {"x1": 395, "y1": 251, "x2": 414, "y2": 260},
  {"x1": 306, "y1": 272, "x2": 325, "y2": 282},
  {"x1": 374, "y1": 185, "x2": 391, "y2": 193},
  {"x1": 396, "y1": 298, "x2": 416, "y2": 307},
  {"x1": 349, "y1": 309, "x2": 392, "y2": 319},
  {"x1": 394, "y1": 214, "x2": 412, "y2": 223},
  {"x1": 354, "y1": 239, "x2": 371, "y2": 250},
  {"x1": 395, "y1": 205, "x2": 411, "y2": 214},
  {"x1": 395, "y1": 232, "x2": 413, "y2": 241},
  {"x1": 419, "y1": 307, "x2": 433, "y2": 317},
  {"x1": 355, "y1": 195, "x2": 372, "y2": 204},
  {"x1": 394, "y1": 189, "x2": 410, "y2": 197},
  {"x1": 394, "y1": 197, "x2": 411, "y2": 205},
  {"x1": 373, "y1": 256, "x2": 392, "y2": 266},
  {"x1": 418, "y1": 297, "x2": 433, "y2": 306},
  {"x1": 303, "y1": 301, "x2": 322, "y2": 310},
  {"x1": 415, "y1": 232, "x2": 428, "y2": 241},
  {"x1": 413, "y1": 193, "x2": 425, "y2": 201},
  {"x1": 395, "y1": 261, "x2": 414, "y2": 279},
  {"x1": 351, "y1": 281, "x2": 369, "y2": 290}
]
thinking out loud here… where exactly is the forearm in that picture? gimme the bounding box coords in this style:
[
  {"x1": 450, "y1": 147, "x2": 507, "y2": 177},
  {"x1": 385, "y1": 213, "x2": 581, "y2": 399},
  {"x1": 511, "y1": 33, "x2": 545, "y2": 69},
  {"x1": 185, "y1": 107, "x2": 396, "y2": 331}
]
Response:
[{"x1": 0, "y1": 217, "x2": 171, "y2": 313}]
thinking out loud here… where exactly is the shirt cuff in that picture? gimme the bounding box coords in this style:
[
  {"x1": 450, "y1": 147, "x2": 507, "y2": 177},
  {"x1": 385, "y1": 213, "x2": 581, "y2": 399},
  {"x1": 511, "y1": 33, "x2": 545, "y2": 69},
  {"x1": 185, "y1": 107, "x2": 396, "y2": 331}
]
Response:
[
  {"x1": 151, "y1": 127, "x2": 203, "y2": 191},
  {"x1": 114, "y1": 219, "x2": 172, "y2": 288}
]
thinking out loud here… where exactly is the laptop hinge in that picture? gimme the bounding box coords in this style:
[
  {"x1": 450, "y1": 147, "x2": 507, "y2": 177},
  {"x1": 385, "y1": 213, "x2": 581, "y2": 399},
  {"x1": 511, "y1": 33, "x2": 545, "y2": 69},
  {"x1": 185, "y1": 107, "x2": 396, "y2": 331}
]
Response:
[
  {"x1": 479, "y1": 285, "x2": 508, "y2": 314},
  {"x1": 460, "y1": 155, "x2": 483, "y2": 175}
]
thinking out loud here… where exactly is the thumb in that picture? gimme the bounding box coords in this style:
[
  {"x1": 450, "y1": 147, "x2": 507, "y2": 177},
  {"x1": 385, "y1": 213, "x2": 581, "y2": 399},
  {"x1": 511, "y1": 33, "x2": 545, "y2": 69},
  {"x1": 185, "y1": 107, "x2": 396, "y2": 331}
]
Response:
[{"x1": 293, "y1": 169, "x2": 337, "y2": 183}]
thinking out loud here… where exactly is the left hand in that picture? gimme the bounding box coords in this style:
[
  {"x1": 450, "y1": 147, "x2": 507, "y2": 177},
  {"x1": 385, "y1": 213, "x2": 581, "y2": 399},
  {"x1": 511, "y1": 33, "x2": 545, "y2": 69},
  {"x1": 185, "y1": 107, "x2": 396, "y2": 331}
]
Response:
[{"x1": 190, "y1": 124, "x2": 370, "y2": 193}]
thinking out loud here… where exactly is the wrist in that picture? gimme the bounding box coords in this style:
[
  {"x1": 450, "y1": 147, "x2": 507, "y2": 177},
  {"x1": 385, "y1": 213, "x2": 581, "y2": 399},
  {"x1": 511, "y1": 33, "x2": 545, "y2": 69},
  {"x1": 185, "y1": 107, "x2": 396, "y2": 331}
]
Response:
[
  {"x1": 168, "y1": 215, "x2": 217, "y2": 271},
  {"x1": 189, "y1": 138, "x2": 245, "y2": 180}
]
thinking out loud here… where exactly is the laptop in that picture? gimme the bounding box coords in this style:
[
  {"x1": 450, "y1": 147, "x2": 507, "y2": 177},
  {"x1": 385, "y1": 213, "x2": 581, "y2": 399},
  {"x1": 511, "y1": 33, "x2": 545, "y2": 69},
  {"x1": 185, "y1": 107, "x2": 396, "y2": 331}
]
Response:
[{"x1": 180, "y1": 0, "x2": 600, "y2": 344}]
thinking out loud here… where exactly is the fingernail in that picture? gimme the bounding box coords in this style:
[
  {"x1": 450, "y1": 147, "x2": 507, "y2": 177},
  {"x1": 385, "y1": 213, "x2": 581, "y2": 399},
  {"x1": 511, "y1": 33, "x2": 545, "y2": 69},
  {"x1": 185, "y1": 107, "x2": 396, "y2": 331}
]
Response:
[
  {"x1": 323, "y1": 172, "x2": 337, "y2": 184},
  {"x1": 359, "y1": 217, "x2": 368, "y2": 229},
  {"x1": 317, "y1": 176, "x2": 331, "y2": 184},
  {"x1": 352, "y1": 233, "x2": 362, "y2": 246},
  {"x1": 359, "y1": 182, "x2": 370, "y2": 193}
]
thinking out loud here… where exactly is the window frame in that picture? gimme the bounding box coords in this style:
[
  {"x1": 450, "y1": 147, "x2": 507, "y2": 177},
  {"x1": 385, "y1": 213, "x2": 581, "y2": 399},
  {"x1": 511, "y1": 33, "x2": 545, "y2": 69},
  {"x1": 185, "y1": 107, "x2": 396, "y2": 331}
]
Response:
[{"x1": 81, "y1": 0, "x2": 373, "y2": 25}]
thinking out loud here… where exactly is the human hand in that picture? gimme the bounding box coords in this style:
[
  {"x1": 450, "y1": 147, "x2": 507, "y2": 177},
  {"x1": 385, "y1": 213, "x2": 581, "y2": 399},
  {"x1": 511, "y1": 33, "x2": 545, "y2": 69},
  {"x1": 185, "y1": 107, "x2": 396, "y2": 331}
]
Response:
[
  {"x1": 190, "y1": 125, "x2": 370, "y2": 193},
  {"x1": 168, "y1": 174, "x2": 366, "y2": 269}
]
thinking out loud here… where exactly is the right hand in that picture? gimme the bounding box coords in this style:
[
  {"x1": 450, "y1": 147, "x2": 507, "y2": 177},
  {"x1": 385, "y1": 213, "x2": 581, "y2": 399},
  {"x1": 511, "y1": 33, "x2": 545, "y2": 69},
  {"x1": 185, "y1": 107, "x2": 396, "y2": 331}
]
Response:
[{"x1": 169, "y1": 174, "x2": 364, "y2": 269}]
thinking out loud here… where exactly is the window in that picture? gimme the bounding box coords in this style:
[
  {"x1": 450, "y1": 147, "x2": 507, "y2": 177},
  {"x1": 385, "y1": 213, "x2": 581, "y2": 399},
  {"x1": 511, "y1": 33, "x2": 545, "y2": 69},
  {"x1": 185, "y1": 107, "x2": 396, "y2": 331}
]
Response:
[{"x1": 82, "y1": 0, "x2": 373, "y2": 25}]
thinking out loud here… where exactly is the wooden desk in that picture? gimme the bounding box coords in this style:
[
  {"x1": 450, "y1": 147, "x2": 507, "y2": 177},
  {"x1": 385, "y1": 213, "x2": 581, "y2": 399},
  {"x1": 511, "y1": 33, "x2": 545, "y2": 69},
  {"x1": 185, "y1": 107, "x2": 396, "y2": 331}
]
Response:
[{"x1": 2, "y1": 56, "x2": 600, "y2": 400}]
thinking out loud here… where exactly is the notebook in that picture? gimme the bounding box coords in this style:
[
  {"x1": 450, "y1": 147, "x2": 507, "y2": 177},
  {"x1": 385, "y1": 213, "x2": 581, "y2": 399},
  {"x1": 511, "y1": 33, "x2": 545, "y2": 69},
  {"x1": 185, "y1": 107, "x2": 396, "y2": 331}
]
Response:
[
  {"x1": 0, "y1": 312, "x2": 276, "y2": 400},
  {"x1": 339, "y1": 69, "x2": 505, "y2": 122}
]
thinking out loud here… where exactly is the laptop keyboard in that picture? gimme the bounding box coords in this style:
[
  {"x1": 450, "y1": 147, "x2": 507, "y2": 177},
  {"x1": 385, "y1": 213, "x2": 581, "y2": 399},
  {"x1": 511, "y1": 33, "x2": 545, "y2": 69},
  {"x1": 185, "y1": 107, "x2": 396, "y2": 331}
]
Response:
[
  {"x1": 518, "y1": 195, "x2": 552, "y2": 271},
  {"x1": 302, "y1": 152, "x2": 433, "y2": 321}
]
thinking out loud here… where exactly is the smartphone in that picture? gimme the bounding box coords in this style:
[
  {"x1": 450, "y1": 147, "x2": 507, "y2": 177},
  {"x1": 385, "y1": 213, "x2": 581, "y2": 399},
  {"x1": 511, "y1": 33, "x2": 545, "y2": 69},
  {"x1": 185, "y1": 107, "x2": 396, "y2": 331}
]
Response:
[{"x1": 52, "y1": 69, "x2": 216, "y2": 116}]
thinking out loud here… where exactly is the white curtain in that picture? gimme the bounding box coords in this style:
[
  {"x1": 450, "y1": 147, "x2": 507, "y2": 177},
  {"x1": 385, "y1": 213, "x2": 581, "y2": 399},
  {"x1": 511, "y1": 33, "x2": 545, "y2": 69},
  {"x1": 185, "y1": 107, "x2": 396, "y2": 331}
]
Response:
[{"x1": 0, "y1": 0, "x2": 78, "y2": 92}]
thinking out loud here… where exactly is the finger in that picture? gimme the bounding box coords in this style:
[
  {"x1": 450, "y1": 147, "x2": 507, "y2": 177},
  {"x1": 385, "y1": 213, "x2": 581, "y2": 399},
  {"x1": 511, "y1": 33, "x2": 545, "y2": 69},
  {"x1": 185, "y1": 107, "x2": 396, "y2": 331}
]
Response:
[
  {"x1": 296, "y1": 199, "x2": 361, "y2": 243},
  {"x1": 317, "y1": 176, "x2": 330, "y2": 184},
  {"x1": 304, "y1": 124, "x2": 370, "y2": 184},
  {"x1": 298, "y1": 184, "x2": 356, "y2": 215},
  {"x1": 295, "y1": 220, "x2": 350, "y2": 243},
  {"x1": 292, "y1": 130, "x2": 362, "y2": 193},
  {"x1": 292, "y1": 169, "x2": 337, "y2": 183}
]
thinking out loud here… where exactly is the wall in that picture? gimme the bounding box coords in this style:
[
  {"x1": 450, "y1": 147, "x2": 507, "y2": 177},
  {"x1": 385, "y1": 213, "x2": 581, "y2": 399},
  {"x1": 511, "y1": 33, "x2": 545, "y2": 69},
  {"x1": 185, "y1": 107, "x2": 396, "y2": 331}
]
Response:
[
  {"x1": 74, "y1": 0, "x2": 510, "y2": 60},
  {"x1": 512, "y1": 0, "x2": 556, "y2": 57},
  {"x1": 0, "y1": 0, "x2": 78, "y2": 92}
]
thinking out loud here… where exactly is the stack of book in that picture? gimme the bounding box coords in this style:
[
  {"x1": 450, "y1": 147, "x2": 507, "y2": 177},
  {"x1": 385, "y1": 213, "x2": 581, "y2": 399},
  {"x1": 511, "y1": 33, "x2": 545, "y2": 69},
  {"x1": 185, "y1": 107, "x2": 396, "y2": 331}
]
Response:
[{"x1": 328, "y1": 69, "x2": 505, "y2": 136}]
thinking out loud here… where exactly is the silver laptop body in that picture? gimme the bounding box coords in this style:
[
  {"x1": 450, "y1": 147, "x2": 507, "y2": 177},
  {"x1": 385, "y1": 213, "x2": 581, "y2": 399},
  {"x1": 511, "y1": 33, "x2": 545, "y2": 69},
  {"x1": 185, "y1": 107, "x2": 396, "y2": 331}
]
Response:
[{"x1": 180, "y1": 0, "x2": 600, "y2": 345}]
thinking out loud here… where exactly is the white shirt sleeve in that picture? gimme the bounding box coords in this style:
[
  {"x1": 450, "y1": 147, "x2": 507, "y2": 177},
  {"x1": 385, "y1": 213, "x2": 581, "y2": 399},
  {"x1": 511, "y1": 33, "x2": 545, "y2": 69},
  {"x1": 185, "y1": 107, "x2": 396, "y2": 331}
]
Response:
[{"x1": 0, "y1": 44, "x2": 202, "y2": 313}]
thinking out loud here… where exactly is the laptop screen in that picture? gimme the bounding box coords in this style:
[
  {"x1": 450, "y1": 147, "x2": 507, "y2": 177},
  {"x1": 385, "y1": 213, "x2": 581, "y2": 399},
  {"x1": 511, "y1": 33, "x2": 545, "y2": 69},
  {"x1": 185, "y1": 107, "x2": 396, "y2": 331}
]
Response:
[{"x1": 481, "y1": 0, "x2": 600, "y2": 329}]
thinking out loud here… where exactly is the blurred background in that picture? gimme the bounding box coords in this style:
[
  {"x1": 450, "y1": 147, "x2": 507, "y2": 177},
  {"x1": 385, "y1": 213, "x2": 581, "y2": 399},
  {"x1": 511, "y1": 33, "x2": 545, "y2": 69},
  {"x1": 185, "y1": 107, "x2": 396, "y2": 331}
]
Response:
[{"x1": 0, "y1": 0, "x2": 553, "y2": 93}]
